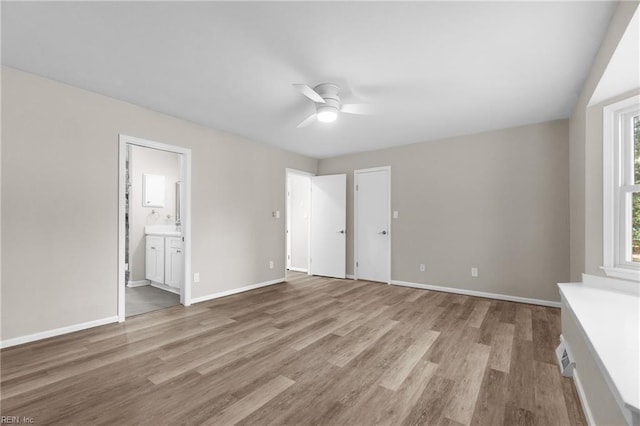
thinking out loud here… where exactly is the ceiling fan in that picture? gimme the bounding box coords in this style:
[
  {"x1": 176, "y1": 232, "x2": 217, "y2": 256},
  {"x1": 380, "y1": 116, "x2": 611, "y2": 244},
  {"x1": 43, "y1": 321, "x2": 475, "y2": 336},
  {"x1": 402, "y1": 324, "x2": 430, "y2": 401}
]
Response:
[{"x1": 292, "y1": 83, "x2": 374, "y2": 128}]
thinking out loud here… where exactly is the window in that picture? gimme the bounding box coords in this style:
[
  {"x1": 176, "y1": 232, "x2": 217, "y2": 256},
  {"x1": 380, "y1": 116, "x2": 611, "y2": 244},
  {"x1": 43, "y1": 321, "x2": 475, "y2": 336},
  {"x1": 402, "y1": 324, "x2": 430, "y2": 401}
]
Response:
[{"x1": 603, "y1": 95, "x2": 640, "y2": 281}]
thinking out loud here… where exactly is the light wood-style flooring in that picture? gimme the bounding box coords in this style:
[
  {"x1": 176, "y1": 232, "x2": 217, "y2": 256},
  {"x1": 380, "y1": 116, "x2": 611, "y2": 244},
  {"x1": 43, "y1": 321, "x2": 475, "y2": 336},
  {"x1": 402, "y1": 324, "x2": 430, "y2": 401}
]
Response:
[{"x1": 1, "y1": 272, "x2": 585, "y2": 425}]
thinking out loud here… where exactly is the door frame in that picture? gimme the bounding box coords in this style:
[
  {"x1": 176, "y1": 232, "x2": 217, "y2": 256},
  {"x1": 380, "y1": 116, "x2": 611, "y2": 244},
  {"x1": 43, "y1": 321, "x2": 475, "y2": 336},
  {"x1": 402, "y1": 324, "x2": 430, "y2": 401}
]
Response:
[
  {"x1": 353, "y1": 166, "x2": 391, "y2": 284},
  {"x1": 118, "y1": 134, "x2": 193, "y2": 322},
  {"x1": 285, "y1": 168, "x2": 314, "y2": 277}
]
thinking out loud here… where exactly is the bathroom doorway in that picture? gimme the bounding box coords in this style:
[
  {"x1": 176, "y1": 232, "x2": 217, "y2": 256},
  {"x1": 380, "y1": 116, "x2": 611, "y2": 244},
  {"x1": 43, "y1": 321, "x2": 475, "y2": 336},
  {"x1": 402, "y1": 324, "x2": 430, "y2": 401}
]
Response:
[{"x1": 118, "y1": 135, "x2": 192, "y2": 321}]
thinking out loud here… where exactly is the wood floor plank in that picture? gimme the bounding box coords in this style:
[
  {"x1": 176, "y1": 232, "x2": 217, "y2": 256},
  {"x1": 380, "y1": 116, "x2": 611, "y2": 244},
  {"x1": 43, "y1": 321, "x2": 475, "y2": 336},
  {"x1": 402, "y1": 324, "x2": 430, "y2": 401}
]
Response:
[
  {"x1": 379, "y1": 329, "x2": 439, "y2": 391},
  {"x1": 289, "y1": 310, "x2": 361, "y2": 350},
  {"x1": 148, "y1": 325, "x2": 281, "y2": 384},
  {"x1": 507, "y1": 337, "x2": 536, "y2": 413},
  {"x1": 471, "y1": 368, "x2": 508, "y2": 426},
  {"x1": 0, "y1": 271, "x2": 585, "y2": 425},
  {"x1": 488, "y1": 322, "x2": 514, "y2": 373},
  {"x1": 202, "y1": 375, "x2": 295, "y2": 426},
  {"x1": 443, "y1": 342, "x2": 492, "y2": 425},
  {"x1": 401, "y1": 374, "x2": 456, "y2": 426},
  {"x1": 468, "y1": 300, "x2": 491, "y2": 328},
  {"x1": 515, "y1": 306, "x2": 533, "y2": 341},
  {"x1": 327, "y1": 318, "x2": 398, "y2": 367},
  {"x1": 533, "y1": 360, "x2": 571, "y2": 426},
  {"x1": 531, "y1": 306, "x2": 558, "y2": 364}
]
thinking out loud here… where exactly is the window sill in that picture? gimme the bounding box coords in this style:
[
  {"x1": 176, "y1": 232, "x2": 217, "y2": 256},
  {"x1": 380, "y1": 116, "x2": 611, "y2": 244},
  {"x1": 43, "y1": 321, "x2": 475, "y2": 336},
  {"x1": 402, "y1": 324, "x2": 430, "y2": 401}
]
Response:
[{"x1": 601, "y1": 266, "x2": 640, "y2": 282}]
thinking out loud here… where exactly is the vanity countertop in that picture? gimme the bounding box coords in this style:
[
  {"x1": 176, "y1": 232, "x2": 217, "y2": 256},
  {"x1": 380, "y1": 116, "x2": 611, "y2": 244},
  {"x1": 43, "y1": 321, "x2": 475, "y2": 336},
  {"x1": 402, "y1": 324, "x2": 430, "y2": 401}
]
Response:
[{"x1": 145, "y1": 225, "x2": 182, "y2": 237}]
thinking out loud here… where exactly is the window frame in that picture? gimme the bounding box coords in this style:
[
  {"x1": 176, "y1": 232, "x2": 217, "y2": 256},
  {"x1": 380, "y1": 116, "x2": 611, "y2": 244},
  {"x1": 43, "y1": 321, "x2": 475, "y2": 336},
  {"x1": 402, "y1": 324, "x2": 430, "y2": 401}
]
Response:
[{"x1": 602, "y1": 94, "x2": 640, "y2": 281}]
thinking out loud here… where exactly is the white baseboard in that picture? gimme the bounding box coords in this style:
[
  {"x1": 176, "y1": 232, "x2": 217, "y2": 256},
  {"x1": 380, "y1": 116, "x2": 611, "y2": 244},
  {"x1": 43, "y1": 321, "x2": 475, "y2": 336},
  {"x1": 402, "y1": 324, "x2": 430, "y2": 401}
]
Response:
[
  {"x1": 287, "y1": 267, "x2": 308, "y2": 273},
  {"x1": 0, "y1": 316, "x2": 119, "y2": 349},
  {"x1": 190, "y1": 278, "x2": 285, "y2": 304},
  {"x1": 127, "y1": 280, "x2": 149, "y2": 288},
  {"x1": 559, "y1": 335, "x2": 593, "y2": 425},
  {"x1": 149, "y1": 281, "x2": 181, "y2": 295},
  {"x1": 572, "y1": 365, "x2": 595, "y2": 425},
  {"x1": 390, "y1": 280, "x2": 561, "y2": 308}
]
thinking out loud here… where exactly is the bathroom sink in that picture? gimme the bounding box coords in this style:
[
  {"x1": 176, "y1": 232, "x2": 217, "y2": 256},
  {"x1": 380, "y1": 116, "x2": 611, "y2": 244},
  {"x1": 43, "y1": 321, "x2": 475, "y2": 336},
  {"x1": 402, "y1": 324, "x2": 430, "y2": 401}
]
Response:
[{"x1": 145, "y1": 225, "x2": 182, "y2": 237}]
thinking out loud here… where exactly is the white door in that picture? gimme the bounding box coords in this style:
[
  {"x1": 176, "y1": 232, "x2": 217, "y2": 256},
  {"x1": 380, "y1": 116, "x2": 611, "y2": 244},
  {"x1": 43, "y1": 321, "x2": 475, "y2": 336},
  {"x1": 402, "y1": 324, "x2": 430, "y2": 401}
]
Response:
[
  {"x1": 310, "y1": 174, "x2": 346, "y2": 278},
  {"x1": 355, "y1": 168, "x2": 390, "y2": 283}
]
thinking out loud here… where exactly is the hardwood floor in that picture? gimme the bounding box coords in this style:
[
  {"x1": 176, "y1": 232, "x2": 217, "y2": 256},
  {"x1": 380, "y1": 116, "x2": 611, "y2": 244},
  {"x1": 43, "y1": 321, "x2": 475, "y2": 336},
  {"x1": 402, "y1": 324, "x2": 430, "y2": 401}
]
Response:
[{"x1": 1, "y1": 272, "x2": 585, "y2": 425}]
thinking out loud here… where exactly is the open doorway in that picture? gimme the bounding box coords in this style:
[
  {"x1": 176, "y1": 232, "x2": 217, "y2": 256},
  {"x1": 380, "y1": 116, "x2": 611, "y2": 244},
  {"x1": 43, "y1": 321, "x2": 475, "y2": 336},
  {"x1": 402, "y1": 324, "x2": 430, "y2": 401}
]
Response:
[
  {"x1": 118, "y1": 135, "x2": 192, "y2": 321},
  {"x1": 286, "y1": 169, "x2": 312, "y2": 280}
]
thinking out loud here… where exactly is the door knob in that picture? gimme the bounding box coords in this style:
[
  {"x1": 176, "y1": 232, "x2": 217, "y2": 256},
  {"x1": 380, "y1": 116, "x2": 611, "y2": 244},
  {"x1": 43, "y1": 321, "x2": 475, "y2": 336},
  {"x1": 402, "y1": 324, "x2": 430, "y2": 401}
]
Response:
[
  {"x1": 379, "y1": 230, "x2": 387, "y2": 235},
  {"x1": 338, "y1": 230, "x2": 345, "y2": 234}
]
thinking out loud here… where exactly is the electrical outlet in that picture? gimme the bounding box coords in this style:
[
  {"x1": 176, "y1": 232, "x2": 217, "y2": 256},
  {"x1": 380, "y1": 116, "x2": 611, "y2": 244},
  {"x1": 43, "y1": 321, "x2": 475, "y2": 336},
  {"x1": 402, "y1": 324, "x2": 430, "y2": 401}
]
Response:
[
  {"x1": 471, "y1": 267, "x2": 478, "y2": 278},
  {"x1": 393, "y1": 211, "x2": 399, "y2": 219},
  {"x1": 419, "y1": 263, "x2": 425, "y2": 272},
  {"x1": 269, "y1": 260, "x2": 274, "y2": 269},
  {"x1": 194, "y1": 272, "x2": 200, "y2": 283}
]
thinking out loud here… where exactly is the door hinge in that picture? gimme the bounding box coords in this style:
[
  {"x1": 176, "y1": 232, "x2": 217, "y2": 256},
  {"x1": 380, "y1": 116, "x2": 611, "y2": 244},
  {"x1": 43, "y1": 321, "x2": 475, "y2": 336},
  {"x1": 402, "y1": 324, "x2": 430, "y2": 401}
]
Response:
[
  {"x1": 356, "y1": 261, "x2": 359, "y2": 267},
  {"x1": 310, "y1": 258, "x2": 312, "y2": 263},
  {"x1": 356, "y1": 185, "x2": 359, "y2": 191}
]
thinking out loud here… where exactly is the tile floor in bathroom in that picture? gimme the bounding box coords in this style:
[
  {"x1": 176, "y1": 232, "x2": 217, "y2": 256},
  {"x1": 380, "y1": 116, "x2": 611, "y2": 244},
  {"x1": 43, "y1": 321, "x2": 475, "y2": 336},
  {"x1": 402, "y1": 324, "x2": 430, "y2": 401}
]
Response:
[{"x1": 126, "y1": 285, "x2": 180, "y2": 317}]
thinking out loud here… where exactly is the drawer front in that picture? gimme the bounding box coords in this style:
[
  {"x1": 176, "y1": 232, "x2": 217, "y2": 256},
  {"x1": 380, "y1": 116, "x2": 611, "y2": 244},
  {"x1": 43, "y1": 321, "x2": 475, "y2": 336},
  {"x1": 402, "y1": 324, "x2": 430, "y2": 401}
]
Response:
[
  {"x1": 146, "y1": 236, "x2": 164, "y2": 250},
  {"x1": 166, "y1": 237, "x2": 183, "y2": 249}
]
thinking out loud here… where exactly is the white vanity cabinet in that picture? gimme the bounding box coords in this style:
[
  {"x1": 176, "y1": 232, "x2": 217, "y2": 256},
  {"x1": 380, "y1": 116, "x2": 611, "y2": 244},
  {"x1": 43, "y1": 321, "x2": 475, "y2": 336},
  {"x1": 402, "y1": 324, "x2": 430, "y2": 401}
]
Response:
[
  {"x1": 145, "y1": 236, "x2": 165, "y2": 284},
  {"x1": 164, "y1": 237, "x2": 183, "y2": 289},
  {"x1": 145, "y1": 234, "x2": 183, "y2": 291}
]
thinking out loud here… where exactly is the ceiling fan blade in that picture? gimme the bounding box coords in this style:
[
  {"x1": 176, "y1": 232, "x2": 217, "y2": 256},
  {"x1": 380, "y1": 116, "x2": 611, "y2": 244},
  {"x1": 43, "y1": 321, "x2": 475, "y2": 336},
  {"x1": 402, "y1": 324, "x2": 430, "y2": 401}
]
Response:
[
  {"x1": 341, "y1": 103, "x2": 376, "y2": 115},
  {"x1": 296, "y1": 112, "x2": 317, "y2": 128},
  {"x1": 293, "y1": 84, "x2": 325, "y2": 103}
]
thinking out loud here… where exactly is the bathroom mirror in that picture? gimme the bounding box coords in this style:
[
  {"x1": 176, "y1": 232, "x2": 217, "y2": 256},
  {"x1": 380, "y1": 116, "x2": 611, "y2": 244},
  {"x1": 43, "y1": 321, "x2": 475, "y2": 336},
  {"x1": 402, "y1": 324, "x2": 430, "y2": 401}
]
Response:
[{"x1": 143, "y1": 174, "x2": 165, "y2": 207}]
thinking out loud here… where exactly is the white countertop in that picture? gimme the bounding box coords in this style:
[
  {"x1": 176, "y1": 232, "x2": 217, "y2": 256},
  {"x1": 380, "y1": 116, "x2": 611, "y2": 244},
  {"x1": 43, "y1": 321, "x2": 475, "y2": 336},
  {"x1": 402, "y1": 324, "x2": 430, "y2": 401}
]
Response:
[
  {"x1": 145, "y1": 225, "x2": 182, "y2": 237},
  {"x1": 559, "y1": 277, "x2": 639, "y2": 415}
]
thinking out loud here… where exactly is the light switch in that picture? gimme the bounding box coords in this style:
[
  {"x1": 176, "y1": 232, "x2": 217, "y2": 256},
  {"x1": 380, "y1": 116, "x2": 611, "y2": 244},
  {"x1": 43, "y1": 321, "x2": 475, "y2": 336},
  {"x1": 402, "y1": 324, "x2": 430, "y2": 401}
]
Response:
[{"x1": 393, "y1": 211, "x2": 399, "y2": 219}]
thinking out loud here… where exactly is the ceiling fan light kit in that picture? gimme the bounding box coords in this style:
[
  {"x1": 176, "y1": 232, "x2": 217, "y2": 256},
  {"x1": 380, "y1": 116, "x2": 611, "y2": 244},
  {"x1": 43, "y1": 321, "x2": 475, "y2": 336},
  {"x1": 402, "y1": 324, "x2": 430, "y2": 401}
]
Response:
[
  {"x1": 317, "y1": 107, "x2": 338, "y2": 123},
  {"x1": 293, "y1": 82, "x2": 373, "y2": 128}
]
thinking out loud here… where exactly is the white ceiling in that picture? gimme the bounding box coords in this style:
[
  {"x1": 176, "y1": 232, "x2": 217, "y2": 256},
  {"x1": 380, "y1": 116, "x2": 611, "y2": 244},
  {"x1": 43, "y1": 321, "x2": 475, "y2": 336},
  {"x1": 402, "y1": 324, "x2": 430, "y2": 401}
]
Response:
[{"x1": 2, "y1": 1, "x2": 616, "y2": 159}]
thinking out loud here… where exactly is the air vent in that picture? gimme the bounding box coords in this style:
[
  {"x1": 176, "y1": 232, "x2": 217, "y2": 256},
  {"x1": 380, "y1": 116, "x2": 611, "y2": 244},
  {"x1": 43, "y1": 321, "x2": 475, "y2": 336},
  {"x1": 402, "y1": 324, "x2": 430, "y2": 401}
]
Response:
[{"x1": 556, "y1": 339, "x2": 575, "y2": 377}]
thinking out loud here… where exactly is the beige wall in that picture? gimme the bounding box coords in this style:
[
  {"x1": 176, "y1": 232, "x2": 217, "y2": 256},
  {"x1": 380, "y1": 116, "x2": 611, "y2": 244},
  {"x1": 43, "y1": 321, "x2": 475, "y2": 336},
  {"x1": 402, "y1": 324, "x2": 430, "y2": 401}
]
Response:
[
  {"x1": 569, "y1": 1, "x2": 639, "y2": 280},
  {"x1": 318, "y1": 120, "x2": 570, "y2": 302},
  {"x1": 1, "y1": 67, "x2": 317, "y2": 341},
  {"x1": 129, "y1": 145, "x2": 181, "y2": 282}
]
